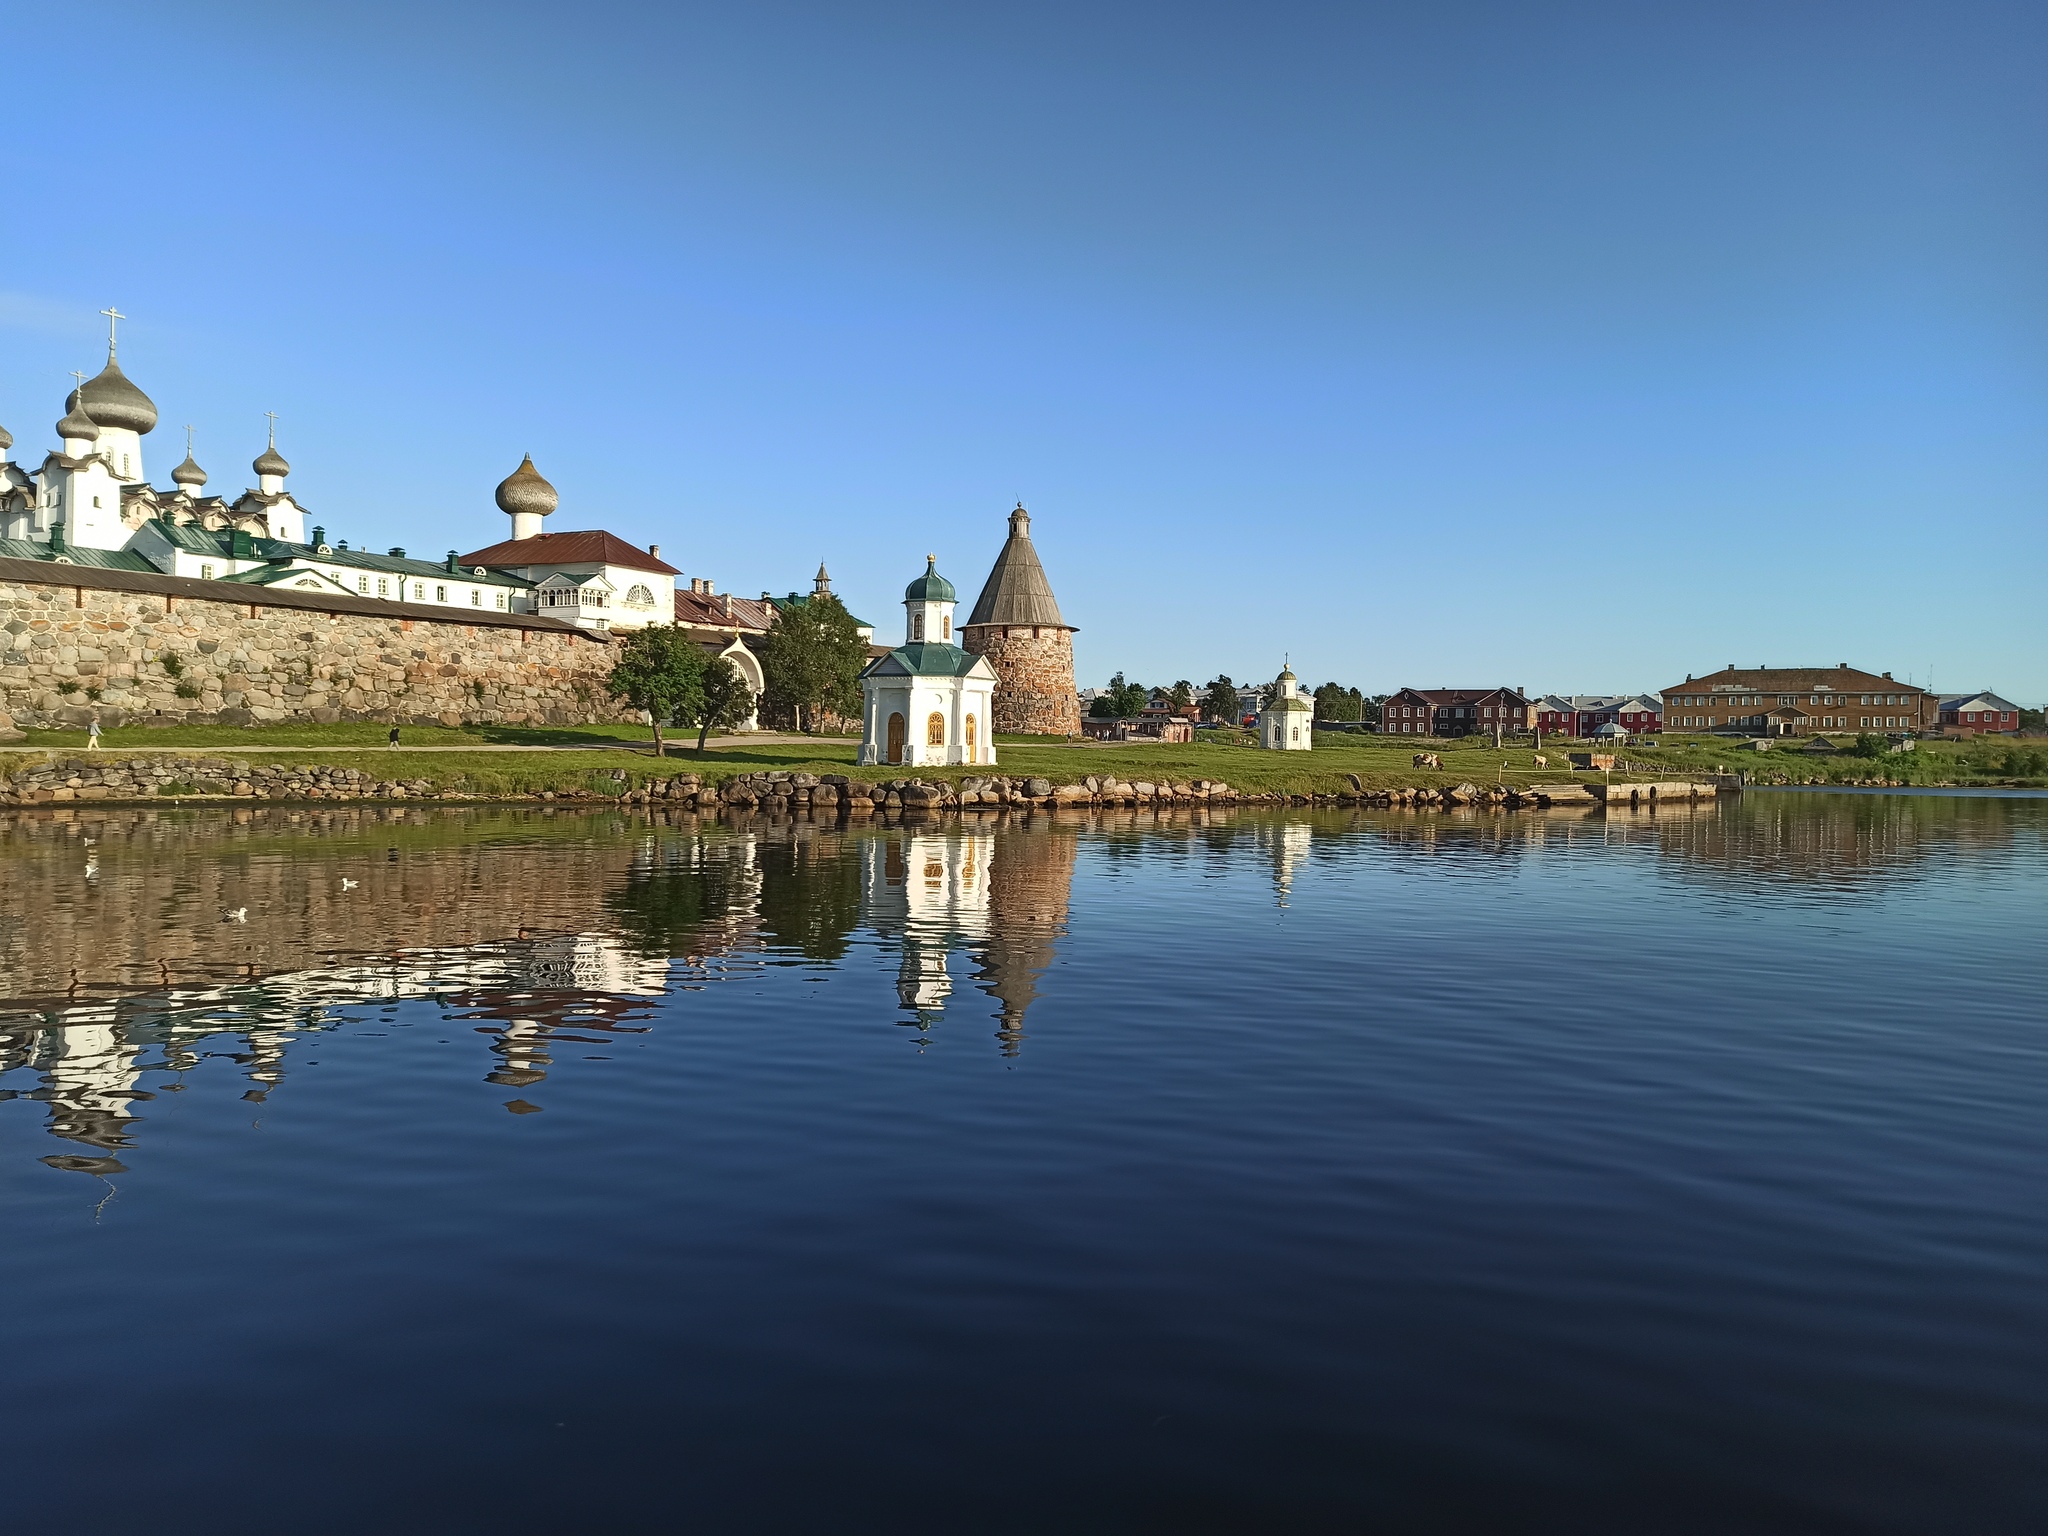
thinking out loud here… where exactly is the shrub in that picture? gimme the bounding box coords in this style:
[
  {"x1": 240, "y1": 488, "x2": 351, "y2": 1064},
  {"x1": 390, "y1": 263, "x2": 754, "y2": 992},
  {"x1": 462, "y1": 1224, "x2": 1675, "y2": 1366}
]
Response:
[
  {"x1": 159, "y1": 652, "x2": 184, "y2": 678},
  {"x1": 175, "y1": 682, "x2": 202, "y2": 700},
  {"x1": 55, "y1": 680, "x2": 79, "y2": 696}
]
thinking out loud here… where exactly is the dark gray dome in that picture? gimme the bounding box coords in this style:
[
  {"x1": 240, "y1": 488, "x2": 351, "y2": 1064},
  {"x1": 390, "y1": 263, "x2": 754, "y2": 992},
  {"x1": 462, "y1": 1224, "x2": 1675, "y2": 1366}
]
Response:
[
  {"x1": 172, "y1": 453, "x2": 207, "y2": 488},
  {"x1": 72, "y1": 354, "x2": 158, "y2": 434},
  {"x1": 495, "y1": 454, "x2": 558, "y2": 519},
  {"x1": 57, "y1": 394, "x2": 100, "y2": 443},
  {"x1": 253, "y1": 442, "x2": 290, "y2": 479}
]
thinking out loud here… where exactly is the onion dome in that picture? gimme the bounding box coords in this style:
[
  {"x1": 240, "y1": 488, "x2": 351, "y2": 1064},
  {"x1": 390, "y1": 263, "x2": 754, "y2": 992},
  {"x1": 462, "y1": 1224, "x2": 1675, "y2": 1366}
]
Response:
[
  {"x1": 495, "y1": 454, "x2": 558, "y2": 519},
  {"x1": 57, "y1": 393, "x2": 100, "y2": 444},
  {"x1": 72, "y1": 353, "x2": 158, "y2": 434},
  {"x1": 253, "y1": 441, "x2": 290, "y2": 479},
  {"x1": 904, "y1": 554, "x2": 956, "y2": 603},
  {"x1": 172, "y1": 452, "x2": 208, "y2": 490}
]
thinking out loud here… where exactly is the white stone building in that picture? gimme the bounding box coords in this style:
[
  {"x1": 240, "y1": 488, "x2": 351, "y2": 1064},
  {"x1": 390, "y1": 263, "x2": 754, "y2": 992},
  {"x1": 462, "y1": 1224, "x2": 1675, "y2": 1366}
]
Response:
[
  {"x1": 857, "y1": 557, "x2": 999, "y2": 767},
  {"x1": 1259, "y1": 664, "x2": 1315, "y2": 750},
  {"x1": 458, "y1": 457, "x2": 681, "y2": 633}
]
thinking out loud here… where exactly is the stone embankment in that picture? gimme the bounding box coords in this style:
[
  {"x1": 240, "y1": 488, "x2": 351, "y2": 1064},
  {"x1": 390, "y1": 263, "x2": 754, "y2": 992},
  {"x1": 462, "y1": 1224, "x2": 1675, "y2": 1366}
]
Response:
[{"x1": 0, "y1": 758, "x2": 1727, "y2": 810}]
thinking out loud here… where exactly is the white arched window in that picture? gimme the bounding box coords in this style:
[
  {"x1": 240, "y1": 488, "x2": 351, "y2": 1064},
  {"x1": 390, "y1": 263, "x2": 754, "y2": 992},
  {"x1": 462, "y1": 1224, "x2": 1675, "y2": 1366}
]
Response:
[{"x1": 625, "y1": 584, "x2": 655, "y2": 608}]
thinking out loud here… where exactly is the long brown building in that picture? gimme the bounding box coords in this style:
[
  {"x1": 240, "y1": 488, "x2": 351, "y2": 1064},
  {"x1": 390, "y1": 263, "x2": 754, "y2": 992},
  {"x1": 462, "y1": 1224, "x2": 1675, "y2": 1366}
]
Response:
[{"x1": 1661, "y1": 664, "x2": 1932, "y2": 736}]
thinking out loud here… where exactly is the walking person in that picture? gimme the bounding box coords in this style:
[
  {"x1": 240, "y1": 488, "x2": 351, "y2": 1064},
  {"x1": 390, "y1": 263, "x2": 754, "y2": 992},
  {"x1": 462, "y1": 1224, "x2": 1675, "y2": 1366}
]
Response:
[
  {"x1": 388, "y1": 724, "x2": 400, "y2": 750},
  {"x1": 86, "y1": 717, "x2": 102, "y2": 751}
]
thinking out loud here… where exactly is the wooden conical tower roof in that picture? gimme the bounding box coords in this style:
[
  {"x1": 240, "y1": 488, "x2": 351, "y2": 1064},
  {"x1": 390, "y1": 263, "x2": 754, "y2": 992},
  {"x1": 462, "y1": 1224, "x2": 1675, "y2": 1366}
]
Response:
[{"x1": 964, "y1": 504, "x2": 1073, "y2": 631}]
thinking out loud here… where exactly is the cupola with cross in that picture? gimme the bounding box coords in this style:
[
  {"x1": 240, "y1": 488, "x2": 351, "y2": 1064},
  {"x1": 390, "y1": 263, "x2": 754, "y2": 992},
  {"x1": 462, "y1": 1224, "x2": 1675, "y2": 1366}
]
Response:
[{"x1": 903, "y1": 554, "x2": 957, "y2": 645}]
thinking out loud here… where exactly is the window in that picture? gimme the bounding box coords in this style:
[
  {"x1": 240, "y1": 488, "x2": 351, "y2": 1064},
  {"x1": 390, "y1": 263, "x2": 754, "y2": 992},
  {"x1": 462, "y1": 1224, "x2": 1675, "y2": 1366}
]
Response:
[
  {"x1": 470, "y1": 589, "x2": 481, "y2": 606},
  {"x1": 200, "y1": 563, "x2": 214, "y2": 579},
  {"x1": 377, "y1": 578, "x2": 389, "y2": 597},
  {"x1": 912, "y1": 613, "x2": 925, "y2": 642},
  {"x1": 941, "y1": 615, "x2": 951, "y2": 640},
  {"x1": 495, "y1": 592, "x2": 507, "y2": 611},
  {"x1": 359, "y1": 576, "x2": 370, "y2": 593},
  {"x1": 413, "y1": 584, "x2": 425, "y2": 601},
  {"x1": 625, "y1": 584, "x2": 655, "y2": 608},
  {"x1": 927, "y1": 712, "x2": 945, "y2": 747},
  {"x1": 965, "y1": 713, "x2": 977, "y2": 755},
  {"x1": 436, "y1": 585, "x2": 447, "y2": 603}
]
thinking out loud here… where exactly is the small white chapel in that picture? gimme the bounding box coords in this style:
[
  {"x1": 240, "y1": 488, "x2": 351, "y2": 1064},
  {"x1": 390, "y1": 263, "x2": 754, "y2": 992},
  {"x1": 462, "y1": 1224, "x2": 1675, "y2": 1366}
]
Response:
[
  {"x1": 1259, "y1": 663, "x2": 1315, "y2": 750},
  {"x1": 858, "y1": 556, "x2": 999, "y2": 768}
]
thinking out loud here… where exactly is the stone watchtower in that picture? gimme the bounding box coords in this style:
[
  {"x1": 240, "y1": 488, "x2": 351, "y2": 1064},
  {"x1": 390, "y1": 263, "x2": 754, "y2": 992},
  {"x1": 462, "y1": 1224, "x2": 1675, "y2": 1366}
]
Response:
[{"x1": 960, "y1": 504, "x2": 1079, "y2": 736}]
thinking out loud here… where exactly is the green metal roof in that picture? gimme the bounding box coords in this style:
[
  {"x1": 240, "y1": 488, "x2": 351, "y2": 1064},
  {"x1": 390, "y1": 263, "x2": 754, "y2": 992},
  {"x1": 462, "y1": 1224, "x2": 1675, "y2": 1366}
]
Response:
[
  {"x1": 863, "y1": 642, "x2": 989, "y2": 679},
  {"x1": 0, "y1": 538, "x2": 159, "y2": 573},
  {"x1": 212, "y1": 564, "x2": 349, "y2": 588},
  {"x1": 147, "y1": 520, "x2": 535, "y2": 587},
  {"x1": 903, "y1": 556, "x2": 956, "y2": 604}
]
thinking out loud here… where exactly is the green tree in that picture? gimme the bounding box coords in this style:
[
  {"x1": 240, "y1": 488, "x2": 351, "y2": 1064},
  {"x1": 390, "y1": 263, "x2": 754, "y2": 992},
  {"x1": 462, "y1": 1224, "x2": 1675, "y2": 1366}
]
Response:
[
  {"x1": 760, "y1": 594, "x2": 869, "y2": 731},
  {"x1": 1202, "y1": 675, "x2": 1240, "y2": 723},
  {"x1": 1313, "y1": 682, "x2": 1364, "y2": 722},
  {"x1": 605, "y1": 625, "x2": 706, "y2": 757},
  {"x1": 1168, "y1": 679, "x2": 1194, "y2": 715},
  {"x1": 678, "y1": 655, "x2": 756, "y2": 754},
  {"x1": 1102, "y1": 672, "x2": 1148, "y2": 719},
  {"x1": 1089, "y1": 693, "x2": 1117, "y2": 719}
]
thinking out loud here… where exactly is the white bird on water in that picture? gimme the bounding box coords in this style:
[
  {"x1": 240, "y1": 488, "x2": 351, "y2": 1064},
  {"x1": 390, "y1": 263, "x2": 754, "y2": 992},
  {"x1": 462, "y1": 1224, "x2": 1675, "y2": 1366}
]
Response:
[
  {"x1": 341, "y1": 879, "x2": 358, "y2": 891},
  {"x1": 221, "y1": 907, "x2": 247, "y2": 923}
]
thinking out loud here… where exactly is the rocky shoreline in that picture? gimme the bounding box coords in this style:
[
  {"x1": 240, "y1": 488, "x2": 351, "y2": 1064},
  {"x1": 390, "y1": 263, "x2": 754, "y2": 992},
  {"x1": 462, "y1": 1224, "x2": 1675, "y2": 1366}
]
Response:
[{"x1": 0, "y1": 757, "x2": 1730, "y2": 811}]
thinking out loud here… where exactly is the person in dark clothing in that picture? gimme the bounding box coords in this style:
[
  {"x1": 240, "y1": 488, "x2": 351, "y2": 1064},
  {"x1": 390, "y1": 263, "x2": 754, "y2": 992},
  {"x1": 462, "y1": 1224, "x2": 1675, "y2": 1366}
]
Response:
[{"x1": 388, "y1": 725, "x2": 400, "y2": 749}]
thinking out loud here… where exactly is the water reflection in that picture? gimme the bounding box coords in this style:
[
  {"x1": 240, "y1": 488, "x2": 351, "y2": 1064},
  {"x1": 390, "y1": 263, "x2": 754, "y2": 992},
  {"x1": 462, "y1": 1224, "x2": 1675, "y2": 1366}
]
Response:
[{"x1": 0, "y1": 793, "x2": 2039, "y2": 1174}]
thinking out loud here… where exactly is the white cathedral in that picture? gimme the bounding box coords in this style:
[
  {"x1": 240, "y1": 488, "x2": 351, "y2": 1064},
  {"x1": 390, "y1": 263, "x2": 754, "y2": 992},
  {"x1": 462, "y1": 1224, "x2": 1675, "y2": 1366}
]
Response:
[{"x1": 0, "y1": 312, "x2": 686, "y2": 634}]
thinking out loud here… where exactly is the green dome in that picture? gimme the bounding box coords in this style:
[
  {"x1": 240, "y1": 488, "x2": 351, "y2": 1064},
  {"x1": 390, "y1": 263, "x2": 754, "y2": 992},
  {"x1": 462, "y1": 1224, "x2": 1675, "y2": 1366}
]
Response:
[{"x1": 904, "y1": 554, "x2": 956, "y2": 603}]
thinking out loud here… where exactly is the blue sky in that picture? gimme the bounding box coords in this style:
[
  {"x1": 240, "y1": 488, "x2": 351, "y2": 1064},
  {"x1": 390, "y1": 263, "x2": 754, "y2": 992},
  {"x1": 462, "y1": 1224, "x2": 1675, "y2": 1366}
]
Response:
[{"x1": 4, "y1": 1, "x2": 2042, "y2": 699}]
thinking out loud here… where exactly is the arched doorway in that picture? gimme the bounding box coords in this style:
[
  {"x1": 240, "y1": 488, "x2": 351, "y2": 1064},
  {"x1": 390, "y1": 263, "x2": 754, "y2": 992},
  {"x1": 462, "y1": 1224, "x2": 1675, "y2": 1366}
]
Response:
[
  {"x1": 926, "y1": 712, "x2": 946, "y2": 750},
  {"x1": 965, "y1": 713, "x2": 977, "y2": 760},
  {"x1": 886, "y1": 712, "x2": 906, "y2": 764}
]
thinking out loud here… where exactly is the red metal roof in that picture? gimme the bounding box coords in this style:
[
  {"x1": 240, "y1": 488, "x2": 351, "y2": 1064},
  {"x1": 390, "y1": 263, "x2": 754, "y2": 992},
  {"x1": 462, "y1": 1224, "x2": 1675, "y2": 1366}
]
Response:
[
  {"x1": 458, "y1": 530, "x2": 681, "y2": 576},
  {"x1": 672, "y1": 586, "x2": 777, "y2": 633}
]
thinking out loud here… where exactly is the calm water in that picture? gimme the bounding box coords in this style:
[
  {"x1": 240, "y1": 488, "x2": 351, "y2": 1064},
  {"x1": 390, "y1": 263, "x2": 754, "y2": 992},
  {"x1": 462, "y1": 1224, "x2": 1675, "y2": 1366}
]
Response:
[{"x1": 2, "y1": 795, "x2": 2044, "y2": 1533}]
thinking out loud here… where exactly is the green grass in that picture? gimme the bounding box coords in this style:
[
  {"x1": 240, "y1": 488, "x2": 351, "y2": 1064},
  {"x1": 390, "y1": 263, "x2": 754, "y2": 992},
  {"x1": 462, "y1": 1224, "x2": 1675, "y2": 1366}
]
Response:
[{"x1": 5, "y1": 727, "x2": 2039, "y2": 800}]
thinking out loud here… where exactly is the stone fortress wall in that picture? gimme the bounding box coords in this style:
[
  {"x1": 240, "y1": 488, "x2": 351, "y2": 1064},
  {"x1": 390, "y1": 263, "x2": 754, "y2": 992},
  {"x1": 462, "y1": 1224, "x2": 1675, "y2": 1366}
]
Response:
[
  {"x1": 962, "y1": 626, "x2": 1082, "y2": 736},
  {"x1": 0, "y1": 560, "x2": 630, "y2": 734}
]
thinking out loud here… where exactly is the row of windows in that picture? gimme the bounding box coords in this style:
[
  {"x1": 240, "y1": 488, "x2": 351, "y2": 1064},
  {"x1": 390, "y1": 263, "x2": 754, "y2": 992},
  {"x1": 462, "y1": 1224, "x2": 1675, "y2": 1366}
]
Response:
[
  {"x1": 1670, "y1": 715, "x2": 1909, "y2": 729},
  {"x1": 1672, "y1": 692, "x2": 1913, "y2": 707},
  {"x1": 193, "y1": 562, "x2": 511, "y2": 608}
]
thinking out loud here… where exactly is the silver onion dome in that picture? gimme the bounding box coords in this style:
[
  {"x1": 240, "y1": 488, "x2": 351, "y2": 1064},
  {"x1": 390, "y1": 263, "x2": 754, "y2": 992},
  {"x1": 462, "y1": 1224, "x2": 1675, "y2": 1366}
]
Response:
[
  {"x1": 57, "y1": 394, "x2": 100, "y2": 443},
  {"x1": 71, "y1": 354, "x2": 158, "y2": 435},
  {"x1": 172, "y1": 452, "x2": 208, "y2": 489},
  {"x1": 253, "y1": 442, "x2": 290, "y2": 479},
  {"x1": 495, "y1": 454, "x2": 558, "y2": 519}
]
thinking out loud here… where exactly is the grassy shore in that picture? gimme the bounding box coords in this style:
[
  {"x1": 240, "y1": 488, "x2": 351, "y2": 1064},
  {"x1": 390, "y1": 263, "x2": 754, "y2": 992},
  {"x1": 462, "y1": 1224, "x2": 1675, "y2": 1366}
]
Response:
[{"x1": 3, "y1": 724, "x2": 2040, "y2": 798}]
